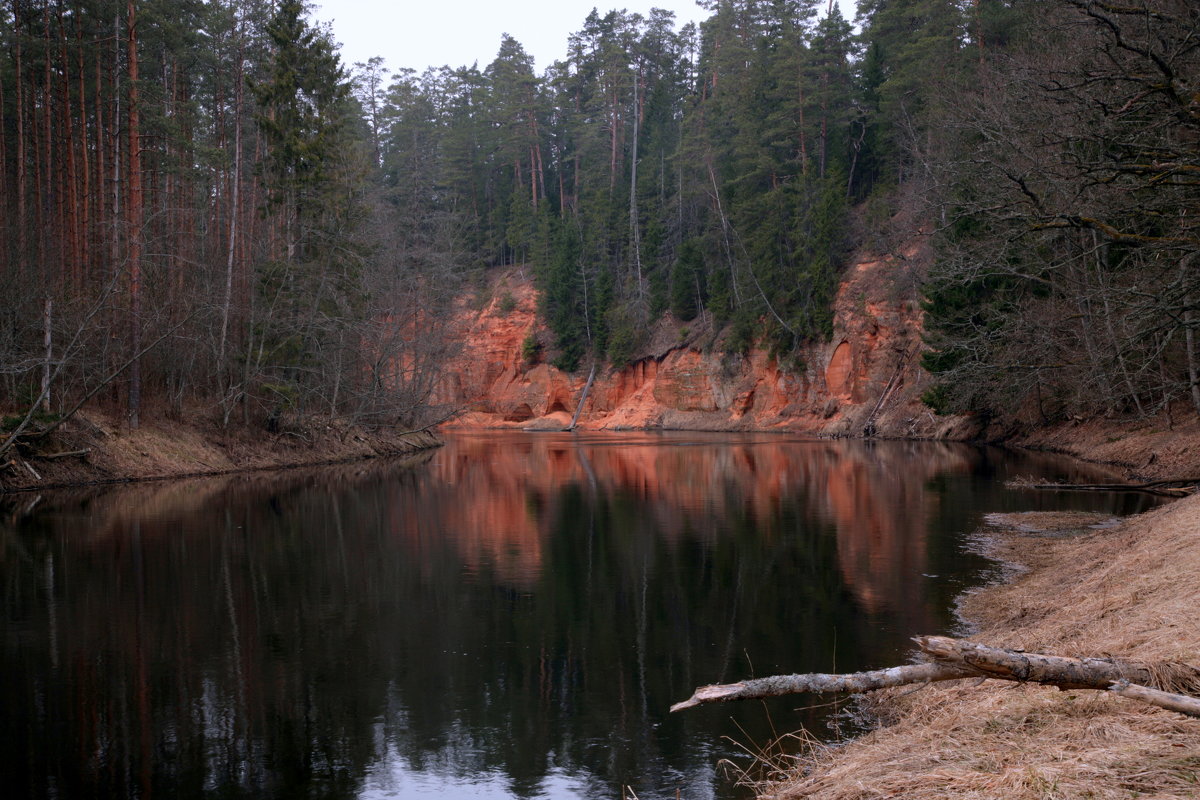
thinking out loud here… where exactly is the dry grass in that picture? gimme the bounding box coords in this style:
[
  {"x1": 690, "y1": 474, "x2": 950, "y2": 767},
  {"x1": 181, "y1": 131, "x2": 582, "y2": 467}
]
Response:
[
  {"x1": 759, "y1": 495, "x2": 1200, "y2": 799},
  {"x1": 1, "y1": 407, "x2": 442, "y2": 492}
]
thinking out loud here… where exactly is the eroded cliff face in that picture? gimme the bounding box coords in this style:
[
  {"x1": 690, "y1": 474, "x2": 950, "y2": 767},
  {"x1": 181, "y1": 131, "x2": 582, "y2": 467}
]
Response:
[{"x1": 436, "y1": 243, "x2": 974, "y2": 437}]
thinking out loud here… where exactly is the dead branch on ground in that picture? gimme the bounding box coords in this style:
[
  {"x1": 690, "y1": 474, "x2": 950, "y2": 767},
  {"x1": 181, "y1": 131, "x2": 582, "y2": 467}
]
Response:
[
  {"x1": 1006, "y1": 476, "x2": 1200, "y2": 497},
  {"x1": 39, "y1": 449, "x2": 91, "y2": 460},
  {"x1": 671, "y1": 636, "x2": 1200, "y2": 718}
]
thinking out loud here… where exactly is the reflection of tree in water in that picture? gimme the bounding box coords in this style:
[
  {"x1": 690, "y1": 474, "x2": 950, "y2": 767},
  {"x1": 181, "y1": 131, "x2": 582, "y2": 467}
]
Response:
[{"x1": 0, "y1": 436, "x2": 1149, "y2": 800}]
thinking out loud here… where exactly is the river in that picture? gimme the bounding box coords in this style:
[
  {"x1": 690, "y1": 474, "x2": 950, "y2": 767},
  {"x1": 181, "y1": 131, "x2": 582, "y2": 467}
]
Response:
[{"x1": 0, "y1": 432, "x2": 1155, "y2": 799}]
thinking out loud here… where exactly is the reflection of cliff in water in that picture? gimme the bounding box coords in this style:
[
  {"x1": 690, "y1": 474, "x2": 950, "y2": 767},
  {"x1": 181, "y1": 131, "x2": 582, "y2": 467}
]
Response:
[
  {"x1": 420, "y1": 434, "x2": 974, "y2": 620},
  {"x1": 0, "y1": 434, "x2": 1151, "y2": 800}
]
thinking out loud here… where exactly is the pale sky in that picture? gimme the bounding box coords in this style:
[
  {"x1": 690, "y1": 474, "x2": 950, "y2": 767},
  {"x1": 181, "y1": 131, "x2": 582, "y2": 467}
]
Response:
[{"x1": 312, "y1": 0, "x2": 859, "y2": 76}]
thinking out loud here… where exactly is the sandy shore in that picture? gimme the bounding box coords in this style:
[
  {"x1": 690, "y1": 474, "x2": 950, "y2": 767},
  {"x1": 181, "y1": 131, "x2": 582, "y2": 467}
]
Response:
[{"x1": 762, "y1": 489, "x2": 1200, "y2": 798}]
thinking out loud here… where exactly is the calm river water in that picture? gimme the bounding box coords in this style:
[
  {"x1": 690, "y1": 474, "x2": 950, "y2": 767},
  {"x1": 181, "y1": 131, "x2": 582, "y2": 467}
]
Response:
[{"x1": 0, "y1": 432, "x2": 1154, "y2": 799}]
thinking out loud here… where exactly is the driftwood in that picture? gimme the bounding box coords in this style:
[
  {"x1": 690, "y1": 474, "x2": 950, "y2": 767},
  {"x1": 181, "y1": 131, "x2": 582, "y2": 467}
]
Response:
[
  {"x1": 1009, "y1": 477, "x2": 1200, "y2": 498},
  {"x1": 670, "y1": 662, "x2": 969, "y2": 712},
  {"x1": 568, "y1": 362, "x2": 598, "y2": 431},
  {"x1": 39, "y1": 448, "x2": 91, "y2": 460},
  {"x1": 915, "y1": 636, "x2": 1200, "y2": 693},
  {"x1": 671, "y1": 636, "x2": 1200, "y2": 718},
  {"x1": 1110, "y1": 680, "x2": 1200, "y2": 717}
]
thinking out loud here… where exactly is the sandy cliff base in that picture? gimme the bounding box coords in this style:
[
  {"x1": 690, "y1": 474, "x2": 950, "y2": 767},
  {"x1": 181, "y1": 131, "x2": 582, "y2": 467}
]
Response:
[{"x1": 761, "y1": 492, "x2": 1200, "y2": 799}]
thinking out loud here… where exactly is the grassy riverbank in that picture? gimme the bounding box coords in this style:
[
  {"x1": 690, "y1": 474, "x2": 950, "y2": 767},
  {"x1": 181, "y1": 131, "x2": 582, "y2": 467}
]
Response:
[
  {"x1": 0, "y1": 408, "x2": 441, "y2": 493},
  {"x1": 762, "y1": 481, "x2": 1200, "y2": 797},
  {"x1": 1010, "y1": 416, "x2": 1200, "y2": 484}
]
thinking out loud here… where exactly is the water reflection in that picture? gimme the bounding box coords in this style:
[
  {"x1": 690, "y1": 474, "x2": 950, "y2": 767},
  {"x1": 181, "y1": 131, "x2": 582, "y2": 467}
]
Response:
[{"x1": 0, "y1": 433, "x2": 1153, "y2": 799}]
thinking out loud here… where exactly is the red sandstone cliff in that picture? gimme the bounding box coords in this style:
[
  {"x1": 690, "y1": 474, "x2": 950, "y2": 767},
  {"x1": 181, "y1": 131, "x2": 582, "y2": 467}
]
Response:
[{"x1": 437, "y1": 243, "x2": 975, "y2": 437}]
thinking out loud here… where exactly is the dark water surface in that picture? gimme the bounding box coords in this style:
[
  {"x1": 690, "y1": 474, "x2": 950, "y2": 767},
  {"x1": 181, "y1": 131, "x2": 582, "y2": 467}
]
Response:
[{"x1": 0, "y1": 432, "x2": 1155, "y2": 799}]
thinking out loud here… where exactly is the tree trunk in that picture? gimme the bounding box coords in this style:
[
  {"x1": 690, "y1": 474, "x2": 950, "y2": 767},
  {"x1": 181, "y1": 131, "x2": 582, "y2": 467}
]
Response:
[
  {"x1": 913, "y1": 636, "x2": 1200, "y2": 694},
  {"x1": 0, "y1": 41, "x2": 6, "y2": 275},
  {"x1": 629, "y1": 72, "x2": 643, "y2": 300},
  {"x1": 109, "y1": 11, "x2": 122, "y2": 388},
  {"x1": 40, "y1": 297, "x2": 52, "y2": 412},
  {"x1": 77, "y1": 23, "x2": 91, "y2": 283},
  {"x1": 126, "y1": 0, "x2": 143, "y2": 429},
  {"x1": 12, "y1": 0, "x2": 26, "y2": 273},
  {"x1": 568, "y1": 362, "x2": 597, "y2": 431},
  {"x1": 1110, "y1": 680, "x2": 1200, "y2": 717},
  {"x1": 671, "y1": 662, "x2": 964, "y2": 712},
  {"x1": 1186, "y1": 301, "x2": 1200, "y2": 416},
  {"x1": 94, "y1": 49, "x2": 106, "y2": 284},
  {"x1": 218, "y1": 36, "x2": 244, "y2": 397},
  {"x1": 707, "y1": 160, "x2": 740, "y2": 305},
  {"x1": 58, "y1": 5, "x2": 80, "y2": 291},
  {"x1": 672, "y1": 636, "x2": 1200, "y2": 717},
  {"x1": 797, "y1": 72, "x2": 808, "y2": 176},
  {"x1": 44, "y1": 3, "x2": 58, "y2": 286}
]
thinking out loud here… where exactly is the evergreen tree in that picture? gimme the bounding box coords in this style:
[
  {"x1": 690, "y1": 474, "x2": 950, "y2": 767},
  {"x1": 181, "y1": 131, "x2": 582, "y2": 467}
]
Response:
[
  {"x1": 251, "y1": 0, "x2": 365, "y2": 415},
  {"x1": 670, "y1": 238, "x2": 707, "y2": 322},
  {"x1": 854, "y1": 0, "x2": 967, "y2": 190}
]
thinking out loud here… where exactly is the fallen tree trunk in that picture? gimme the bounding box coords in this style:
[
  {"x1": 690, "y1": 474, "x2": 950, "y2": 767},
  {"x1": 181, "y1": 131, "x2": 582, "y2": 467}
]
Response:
[
  {"x1": 1007, "y1": 477, "x2": 1200, "y2": 498},
  {"x1": 39, "y1": 449, "x2": 91, "y2": 460},
  {"x1": 671, "y1": 636, "x2": 1200, "y2": 718},
  {"x1": 568, "y1": 362, "x2": 597, "y2": 431},
  {"x1": 1110, "y1": 680, "x2": 1200, "y2": 717},
  {"x1": 669, "y1": 662, "x2": 969, "y2": 712},
  {"x1": 914, "y1": 635, "x2": 1200, "y2": 694}
]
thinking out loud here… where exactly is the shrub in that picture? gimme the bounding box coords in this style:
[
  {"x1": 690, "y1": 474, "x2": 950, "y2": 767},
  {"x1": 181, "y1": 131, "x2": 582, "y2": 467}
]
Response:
[{"x1": 521, "y1": 333, "x2": 542, "y2": 364}]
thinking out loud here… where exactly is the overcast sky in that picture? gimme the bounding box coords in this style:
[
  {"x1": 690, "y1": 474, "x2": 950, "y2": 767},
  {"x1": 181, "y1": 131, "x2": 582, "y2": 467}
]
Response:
[{"x1": 312, "y1": 0, "x2": 859, "y2": 76}]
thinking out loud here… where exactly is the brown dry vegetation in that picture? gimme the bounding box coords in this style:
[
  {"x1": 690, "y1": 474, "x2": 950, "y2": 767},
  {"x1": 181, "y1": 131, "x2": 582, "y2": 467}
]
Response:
[
  {"x1": 758, "y1": 494, "x2": 1200, "y2": 799},
  {"x1": 1012, "y1": 416, "x2": 1200, "y2": 484},
  {"x1": 0, "y1": 408, "x2": 441, "y2": 493}
]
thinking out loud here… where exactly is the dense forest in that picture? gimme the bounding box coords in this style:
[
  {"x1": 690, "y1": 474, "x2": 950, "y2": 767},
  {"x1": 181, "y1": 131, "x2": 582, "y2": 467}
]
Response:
[{"x1": 1, "y1": 0, "x2": 1197, "y2": 440}]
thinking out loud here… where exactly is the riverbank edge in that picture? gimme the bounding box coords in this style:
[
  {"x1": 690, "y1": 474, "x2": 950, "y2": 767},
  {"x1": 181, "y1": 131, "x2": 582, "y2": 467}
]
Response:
[
  {"x1": 757, "y1": 467, "x2": 1200, "y2": 797},
  {"x1": 452, "y1": 406, "x2": 1200, "y2": 483},
  {"x1": 7, "y1": 408, "x2": 1198, "y2": 493},
  {"x1": 0, "y1": 410, "x2": 443, "y2": 494}
]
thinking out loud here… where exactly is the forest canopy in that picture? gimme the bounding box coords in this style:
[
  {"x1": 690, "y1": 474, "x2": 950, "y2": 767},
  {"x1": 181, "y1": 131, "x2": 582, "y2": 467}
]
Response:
[{"x1": 1, "y1": 0, "x2": 1197, "y2": 431}]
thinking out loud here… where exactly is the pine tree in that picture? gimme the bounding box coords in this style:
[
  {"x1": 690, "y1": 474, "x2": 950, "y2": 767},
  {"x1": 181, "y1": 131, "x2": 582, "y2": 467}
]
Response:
[
  {"x1": 854, "y1": 0, "x2": 967, "y2": 189},
  {"x1": 251, "y1": 0, "x2": 364, "y2": 416}
]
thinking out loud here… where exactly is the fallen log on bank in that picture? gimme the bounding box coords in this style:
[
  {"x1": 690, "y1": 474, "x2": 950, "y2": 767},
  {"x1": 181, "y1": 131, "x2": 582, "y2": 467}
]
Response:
[
  {"x1": 671, "y1": 635, "x2": 1200, "y2": 718},
  {"x1": 669, "y1": 662, "x2": 971, "y2": 711},
  {"x1": 1110, "y1": 680, "x2": 1200, "y2": 717},
  {"x1": 915, "y1": 635, "x2": 1200, "y2": 693},
  {"x1": 39, "y1": 448, "x2": 91, "y2": 460},
  {"x1": 1006, "y1": 477, "x2": 1200, "y2": 497}
]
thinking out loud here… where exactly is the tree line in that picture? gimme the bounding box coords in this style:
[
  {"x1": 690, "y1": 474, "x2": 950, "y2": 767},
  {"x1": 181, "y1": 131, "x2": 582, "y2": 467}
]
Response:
[
  {"x1": 376, "y1": 0, "x2": 868, "y2": 372},
  {"x1": 921, "y1": 0, "x2": 1200, "y2": 425},
  {"x1": 0, "y1": 0, "x2": 459, "y2": 439},
  {"x1": 3, "y1": 0, "x2": 1195, "y2": 435}
]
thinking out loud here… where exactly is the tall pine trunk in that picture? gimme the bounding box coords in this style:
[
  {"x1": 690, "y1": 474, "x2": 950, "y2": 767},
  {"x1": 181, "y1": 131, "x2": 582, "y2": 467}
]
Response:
[
  {"x1": 219, "y1": 37, "x2": 244, "y2": 399},
  {"x1": 13, "y1": 0, "x2": 27, "y2": 276},
  {"x1": 126, "y1": 0, "x2": 143, "y2": 428}
]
